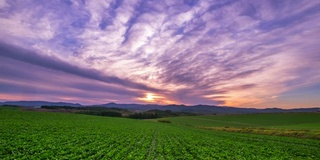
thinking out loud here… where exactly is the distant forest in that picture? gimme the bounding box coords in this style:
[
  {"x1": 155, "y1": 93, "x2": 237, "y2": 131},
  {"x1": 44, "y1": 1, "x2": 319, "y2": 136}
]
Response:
[{"x1": 40, "y1": 105, "x2": 197, "y2": 119}]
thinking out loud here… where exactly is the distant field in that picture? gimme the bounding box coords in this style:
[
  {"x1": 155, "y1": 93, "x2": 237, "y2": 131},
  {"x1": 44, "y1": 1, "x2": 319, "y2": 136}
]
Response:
[
  {"x1": 1, "y1": 107, "x2": 320, "y2": 159},
  {"x1": 160, "y1": 113, "x2": 320, "y2": 139},
  {"x1": 161, "y1": 113, "x2": 320, "y2": 129}
]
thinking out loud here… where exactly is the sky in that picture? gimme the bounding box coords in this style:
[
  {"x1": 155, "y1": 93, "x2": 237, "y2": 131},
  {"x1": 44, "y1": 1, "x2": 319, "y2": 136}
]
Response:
[{"x1": 0, "y1": 0, "x2": 320, "y2": 108}]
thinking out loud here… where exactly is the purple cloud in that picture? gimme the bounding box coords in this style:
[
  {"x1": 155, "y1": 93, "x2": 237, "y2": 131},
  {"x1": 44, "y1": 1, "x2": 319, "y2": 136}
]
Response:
[
  {"x1": 0, "y1": 42, "x2": 160, "y2": 92},
  {"x1": 0, "y1": 0, "x2": 320, "y2": 108}
]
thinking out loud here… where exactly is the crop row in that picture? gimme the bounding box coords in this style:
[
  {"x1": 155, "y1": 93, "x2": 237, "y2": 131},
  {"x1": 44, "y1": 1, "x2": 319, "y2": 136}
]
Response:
[{"x1": 1, "y1": 108, "x2": 320, "y2": 159}]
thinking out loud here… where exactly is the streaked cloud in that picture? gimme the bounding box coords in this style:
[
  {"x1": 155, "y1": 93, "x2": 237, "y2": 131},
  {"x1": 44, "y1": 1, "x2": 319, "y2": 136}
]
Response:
[{"x1": 0, "y1": 0, "x2": 319, "y2": 108}]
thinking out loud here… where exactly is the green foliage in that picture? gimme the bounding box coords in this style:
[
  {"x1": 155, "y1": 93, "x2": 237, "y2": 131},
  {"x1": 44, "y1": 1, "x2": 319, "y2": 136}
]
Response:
[
  {"x1": 78, "y1": 110, "x2": 122, "y2": 117},
  {"x1": 157, "y1": 120, "x2": 172, "y2": 123},
  {"x1": 39, "y1": 106, "x2": 194, "y2": 119},
  {"x1": 163, "y1": 113, "x2": 320, "y2": 129},
  {"x1": 1, "y1": 107, "x2": 320, "y2": 159},
  {"x1": 127, "y1": 110, "x2": 197, "y2": 119},
  {"x1": 41, "y1": 105, "x2": 81, "y2": 110},
  {"x1": 199, "y1": 126, "x2": 320, "y2": 140},
  {"x1": 41, "y1": 106, "x2": 129, "y2": 117},
  {"x1": 127, "y1": 112, "x2": 160, "y2": 119},
  {"x1": 163, "y1": 113, "x2": 320, "y2": 139}
]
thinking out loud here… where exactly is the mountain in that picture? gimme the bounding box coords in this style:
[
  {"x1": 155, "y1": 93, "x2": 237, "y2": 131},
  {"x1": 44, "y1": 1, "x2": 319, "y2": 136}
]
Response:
[
  {"x1": 1, "y1": 101, "x2": 319, "y2": 114},
  {"x1": 94, "y1": 103, "x2": 320, "y2": 114},
  {"x1": 0, "y1": 101, "x2": 82, "y2": 108}
]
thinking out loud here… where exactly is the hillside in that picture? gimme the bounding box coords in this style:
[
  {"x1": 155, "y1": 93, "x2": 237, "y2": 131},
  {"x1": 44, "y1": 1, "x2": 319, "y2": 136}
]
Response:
[{"x1": 1, "y1": 101, "x2": 319, "y2": 114}]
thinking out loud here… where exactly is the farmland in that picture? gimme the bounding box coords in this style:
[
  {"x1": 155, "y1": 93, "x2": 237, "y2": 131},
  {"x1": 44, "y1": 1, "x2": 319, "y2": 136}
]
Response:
[
  {"x1": 1, "y1": 107, "x2": 320, "y2": 159},
  {"x1": 161, "y1": 113, "x2": 320, "y2": 139},
  {"x1": 161, "y1": 113, "x2": 320, "y2": 129}
]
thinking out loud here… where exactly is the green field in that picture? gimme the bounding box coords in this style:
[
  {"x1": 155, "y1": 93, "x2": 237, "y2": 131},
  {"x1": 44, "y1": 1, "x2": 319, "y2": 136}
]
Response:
[
  {"x1": 160, "y1": 113, "x2": 320, "y2": 139},
  {"x1": 1, "y1": 107, "x2": 320, "y2": 159},
  {"x1": 161, "y1": 113, "x2": 320, "y2": 129}
]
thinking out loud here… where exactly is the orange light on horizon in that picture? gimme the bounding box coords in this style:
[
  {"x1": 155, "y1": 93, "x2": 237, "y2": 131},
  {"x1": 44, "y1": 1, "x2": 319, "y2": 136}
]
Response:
[
  {"x1": 138, "y1": 93, "x2": 160, "y2": 103},
  {"x1": 146, "y1": 93, "x2": 155, "y2": 102},
  {"x1": 0, "y1": 93, "x2": 30, "y2": 101},
  {"x1": 137, "y1": 92, "x2": 177, "y2": 104}
]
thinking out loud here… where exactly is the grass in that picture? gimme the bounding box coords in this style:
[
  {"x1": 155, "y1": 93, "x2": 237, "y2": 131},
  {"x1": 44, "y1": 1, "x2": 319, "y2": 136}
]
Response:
[
  {"x1": 161, "y1": 113, "x2": 320, "y2": 128},
  {"x1": 160, "y1": 113, "x2": 320, "y2": 139},
  {"x1": 1, "y1": 107, "x2": 320, "y2": 159}
]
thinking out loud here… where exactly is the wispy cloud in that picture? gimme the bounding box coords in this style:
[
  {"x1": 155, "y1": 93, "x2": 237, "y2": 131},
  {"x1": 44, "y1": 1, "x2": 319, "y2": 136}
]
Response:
[{"x1": 0, "y1": 0, "x2": 320, "y2": 107}]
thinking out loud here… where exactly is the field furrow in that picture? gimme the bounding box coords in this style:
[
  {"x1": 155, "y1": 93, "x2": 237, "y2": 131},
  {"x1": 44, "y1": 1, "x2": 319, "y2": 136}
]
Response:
[{"x1": 1, "y1": 108, "x2": 320, "y2": 159}]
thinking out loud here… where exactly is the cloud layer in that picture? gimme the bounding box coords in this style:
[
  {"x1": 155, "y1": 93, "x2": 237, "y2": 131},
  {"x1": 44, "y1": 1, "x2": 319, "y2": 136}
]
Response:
[{"x1": 1, "y1": 0, "x2": 320, "y2": 108}]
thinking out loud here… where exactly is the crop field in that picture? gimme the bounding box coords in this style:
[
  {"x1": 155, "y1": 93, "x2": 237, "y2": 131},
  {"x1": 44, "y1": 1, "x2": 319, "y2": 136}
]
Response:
[
  {"x1": 161, "y1": 113, "x2": 320, "y2": 129},
  {"x1": 161, "y1": 113, "x2": 320, "y2": 139},
  {"x1": 1, "y1": 107, "x2": 320, "y2": 159}
]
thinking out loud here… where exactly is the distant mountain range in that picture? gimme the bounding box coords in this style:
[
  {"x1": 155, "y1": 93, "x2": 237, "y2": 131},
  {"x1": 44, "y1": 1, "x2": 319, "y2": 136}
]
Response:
[
  {"x1": 1, "y1": 101, "x2": 319, "y2": 114},
  {"x1": 0, "y1": 101, "x2": 82, "y2": 108}
]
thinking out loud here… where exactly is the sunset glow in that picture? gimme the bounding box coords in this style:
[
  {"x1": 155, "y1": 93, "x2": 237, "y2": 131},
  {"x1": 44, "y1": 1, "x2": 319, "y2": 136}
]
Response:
[
  {"x1": 146, "y1": 93, "x2": 155, "y2": 102},
  {"x1": 137, "y1": 93, "x2": 176, "y2": 104},
  {"x1": 138, "y1": 93, "x2": 157, "y2": 103},
  {"x1": 0, "y1": 0, "x2": 320, "y2": 108}
]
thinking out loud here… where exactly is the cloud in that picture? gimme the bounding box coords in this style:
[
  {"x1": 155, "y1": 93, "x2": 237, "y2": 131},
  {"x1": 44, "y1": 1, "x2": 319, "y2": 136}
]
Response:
[
  {"x1": 0, "y1": 52, "x2": 144, "y2": 104},
  {"x1": 0, "y1": 42, "x2": 160, "y2": 93},
  {"x1": 0, "y1": 0, "x2": 320, "y2": 107}
]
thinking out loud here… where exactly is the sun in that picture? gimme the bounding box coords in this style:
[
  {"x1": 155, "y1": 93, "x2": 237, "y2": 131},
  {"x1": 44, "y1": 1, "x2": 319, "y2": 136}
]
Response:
[
  {"x1": 137, "y1": 92, "x2": 177, "y2": 104},
  {"x1": 146, "y1": 93, "x2": 155, "y2": 101},
  {"x1": 137, "y1": 93, "x2": 158, "y2": 103}
]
